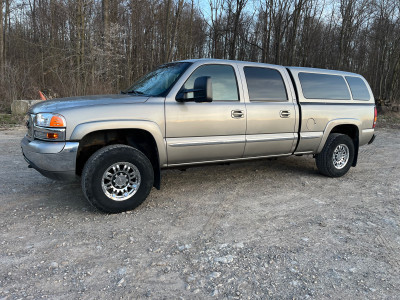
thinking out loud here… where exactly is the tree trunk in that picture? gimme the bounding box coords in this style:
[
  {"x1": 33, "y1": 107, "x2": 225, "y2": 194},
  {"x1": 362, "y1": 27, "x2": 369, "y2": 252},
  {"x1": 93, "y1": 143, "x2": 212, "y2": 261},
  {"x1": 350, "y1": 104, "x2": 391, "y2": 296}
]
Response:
[
  {"x1": 164, "y1": 0, "x2": 172, "y2": 62},
  {"x1": 102, "y1": 0, "x2": 109, "y2": 46},
  {"x1": 167, "y1": 0, "x2": 184, "y2": 62},
  {"x1": 75, "y1": 0, "x2": 86, "y2": 94},
  {"x1": 0, "y1": 0, "x2": 4, "y2": 71},
  {"x1": 3, "y1": 0, "x2": 9, "y2": 66},
  {"x1": 188, "y1": 0, "x2": 194, "y2": 58},
  {"x1": 229, "y1": 0, "x2": 247, "y2": 60}
]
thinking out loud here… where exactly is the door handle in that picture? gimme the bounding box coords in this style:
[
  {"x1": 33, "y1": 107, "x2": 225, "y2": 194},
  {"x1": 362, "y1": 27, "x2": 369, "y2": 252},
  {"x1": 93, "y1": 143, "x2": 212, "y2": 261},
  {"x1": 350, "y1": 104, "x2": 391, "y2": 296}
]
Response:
[
  {"x1": 279, "y1": 110, "x2": 291, "y2": 118},
  {"x1": 231, "y1": 110, "x2": 244, "y2": 118}
]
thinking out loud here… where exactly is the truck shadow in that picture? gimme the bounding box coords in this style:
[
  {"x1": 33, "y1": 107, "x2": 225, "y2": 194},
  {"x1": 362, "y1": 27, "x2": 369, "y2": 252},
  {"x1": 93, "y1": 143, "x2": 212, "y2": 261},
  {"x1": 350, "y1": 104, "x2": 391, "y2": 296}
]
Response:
[
  {"x1": 29, "y1": 155, "x2": 319, "y2": 214},
  {"x1": 162, "y1": 155, "x2": 319, "y2": 184}
]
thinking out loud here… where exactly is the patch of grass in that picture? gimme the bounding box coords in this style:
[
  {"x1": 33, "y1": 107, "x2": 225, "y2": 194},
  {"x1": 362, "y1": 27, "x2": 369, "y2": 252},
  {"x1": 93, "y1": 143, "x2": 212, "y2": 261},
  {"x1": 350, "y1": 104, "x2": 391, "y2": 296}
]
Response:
[{"x1": 0, "y1": 114, "x2": 25, "y2": 129}]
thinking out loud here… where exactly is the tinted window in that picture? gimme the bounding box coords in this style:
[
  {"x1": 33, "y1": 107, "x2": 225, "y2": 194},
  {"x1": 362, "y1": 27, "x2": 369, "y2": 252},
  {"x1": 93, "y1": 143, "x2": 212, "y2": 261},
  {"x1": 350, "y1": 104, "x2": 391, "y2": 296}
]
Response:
[
  {"x1": 244, "y1": 67, "x2": 287, "y2": 101},
  {"x1": 299, "y1": 72, "x2": 351, "y2": 100},
  {"x1": 345, "y1": 76, "x2": 370, "y2": 100},
  {"x1": 183, "y1": 65, "x2": 239, "y2": 101}
]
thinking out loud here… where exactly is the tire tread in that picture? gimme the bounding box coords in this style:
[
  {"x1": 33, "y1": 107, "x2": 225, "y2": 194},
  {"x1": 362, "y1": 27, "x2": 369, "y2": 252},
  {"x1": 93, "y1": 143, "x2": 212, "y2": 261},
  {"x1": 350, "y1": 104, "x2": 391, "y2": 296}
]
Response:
[
  {"x1": 81, "y1": 144, "x2": 153, "y2": 213},
  {"x1": 315, "y1": 133, "x2": 354, "y2": 177}
]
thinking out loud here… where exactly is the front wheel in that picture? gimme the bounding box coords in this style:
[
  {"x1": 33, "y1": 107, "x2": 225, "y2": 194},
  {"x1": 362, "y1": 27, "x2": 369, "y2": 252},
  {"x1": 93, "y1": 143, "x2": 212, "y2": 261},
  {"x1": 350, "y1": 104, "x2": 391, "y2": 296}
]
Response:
[
  {"x1": 315, "y1": 133, "x2": 355, "y2": 177},
  {"x1": 82, "y1": 144, "x2": 154, "y2": 213}
]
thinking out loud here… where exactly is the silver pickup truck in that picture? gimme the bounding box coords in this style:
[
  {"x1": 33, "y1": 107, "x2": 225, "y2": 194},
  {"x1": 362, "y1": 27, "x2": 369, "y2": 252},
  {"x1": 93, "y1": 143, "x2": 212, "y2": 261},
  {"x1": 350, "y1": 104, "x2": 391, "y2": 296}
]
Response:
[{"x1": 21, "y1": 59, "x2": 377, "y2": 213}]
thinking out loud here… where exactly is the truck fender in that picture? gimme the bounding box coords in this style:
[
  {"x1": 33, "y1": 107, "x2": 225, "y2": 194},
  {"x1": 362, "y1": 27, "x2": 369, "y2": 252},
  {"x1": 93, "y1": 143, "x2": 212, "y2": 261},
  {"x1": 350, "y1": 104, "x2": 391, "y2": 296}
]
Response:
[
  {"x1": 70, "y1": 120, "x2": 167, "y2": 189},
  {"x1": 316, "y1": 118, "x2": 361, "y2": 154}
]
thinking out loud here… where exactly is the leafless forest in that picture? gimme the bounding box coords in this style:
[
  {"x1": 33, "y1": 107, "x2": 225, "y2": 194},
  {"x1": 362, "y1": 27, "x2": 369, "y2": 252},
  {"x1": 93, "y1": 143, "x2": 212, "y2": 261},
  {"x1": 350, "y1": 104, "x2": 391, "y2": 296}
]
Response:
[{"x1": 0, "y1": 0, "x2": 399, "y2": 112}]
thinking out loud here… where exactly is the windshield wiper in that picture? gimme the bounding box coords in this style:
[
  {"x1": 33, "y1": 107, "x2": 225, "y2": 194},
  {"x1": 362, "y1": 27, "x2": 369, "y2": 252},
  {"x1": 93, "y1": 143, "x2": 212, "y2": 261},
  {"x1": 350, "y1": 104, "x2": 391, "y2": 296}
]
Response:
[{"x1": 120, "y1": 90, "x2": 145, "y2": 95}]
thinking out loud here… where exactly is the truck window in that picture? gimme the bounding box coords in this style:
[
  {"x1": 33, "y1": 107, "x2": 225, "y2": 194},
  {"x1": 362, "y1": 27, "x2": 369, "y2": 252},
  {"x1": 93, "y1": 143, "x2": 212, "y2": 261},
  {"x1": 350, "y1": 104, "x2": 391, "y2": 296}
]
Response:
[
  {"x1": 299, "y1": 72, "x2": 351, "y2": 100},
  {"x1": 124, "y1": 62, "x2": 191, "y2": 96},
  {"x1": 345, "y1": 76, "x2": 370, "y2": 100},
  {"x1": 183, "y1": 64, "x2": 239, "y2": 101},
  {"x1": 244, "y1": 67, "x2": 287, "y2": 101}
]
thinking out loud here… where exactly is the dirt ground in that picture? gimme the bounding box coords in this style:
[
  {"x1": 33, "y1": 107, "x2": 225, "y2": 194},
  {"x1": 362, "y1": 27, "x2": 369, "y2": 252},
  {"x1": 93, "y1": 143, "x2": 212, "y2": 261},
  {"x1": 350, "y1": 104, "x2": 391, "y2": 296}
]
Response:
[{"x1": 0, "y1": 126, "x2": 399, "y2": 299}]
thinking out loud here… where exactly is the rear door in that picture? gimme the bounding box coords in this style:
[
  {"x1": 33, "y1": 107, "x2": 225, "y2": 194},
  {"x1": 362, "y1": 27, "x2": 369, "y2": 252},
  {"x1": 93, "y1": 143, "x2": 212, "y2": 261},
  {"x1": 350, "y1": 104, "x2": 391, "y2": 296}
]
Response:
[
  {"x1": 239, "y1": 65, "x2": 298, "y2": 157},
  {"x1": 165, "y1": 63, "x2": 246, "y2": 165}
]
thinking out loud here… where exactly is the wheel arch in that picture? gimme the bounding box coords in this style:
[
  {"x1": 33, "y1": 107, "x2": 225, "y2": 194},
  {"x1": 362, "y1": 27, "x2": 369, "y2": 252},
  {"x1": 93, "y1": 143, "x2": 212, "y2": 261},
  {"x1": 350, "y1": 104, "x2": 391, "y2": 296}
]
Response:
[
  {"x1": 317, "y1": 119, "x2": 361, "y2": 167},
  {"x1": 72, "y1": 121, "x2": 166, "y2": 189}
]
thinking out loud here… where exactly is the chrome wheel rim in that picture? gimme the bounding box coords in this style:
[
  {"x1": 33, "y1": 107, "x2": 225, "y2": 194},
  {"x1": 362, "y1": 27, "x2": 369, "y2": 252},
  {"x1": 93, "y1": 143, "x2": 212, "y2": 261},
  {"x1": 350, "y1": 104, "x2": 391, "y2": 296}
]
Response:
[
  {"x1": 332, "y1": 144, "x2": 349, "y2": 169},
  {"x1": 101, "y1": 162, "x2": 141, "y2": 201}
]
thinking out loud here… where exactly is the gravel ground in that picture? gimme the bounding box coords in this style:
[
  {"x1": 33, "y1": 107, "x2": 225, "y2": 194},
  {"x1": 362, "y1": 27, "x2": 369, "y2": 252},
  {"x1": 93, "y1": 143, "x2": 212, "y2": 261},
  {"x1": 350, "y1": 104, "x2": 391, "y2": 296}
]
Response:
[{"x1": 0, "y1": 126, "x2": 399, "y2": 299}]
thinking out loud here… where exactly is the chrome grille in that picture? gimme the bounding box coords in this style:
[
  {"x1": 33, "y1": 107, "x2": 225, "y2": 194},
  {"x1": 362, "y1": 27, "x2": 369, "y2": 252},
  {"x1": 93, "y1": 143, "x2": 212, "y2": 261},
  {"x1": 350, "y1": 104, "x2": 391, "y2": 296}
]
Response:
[{"x1": 26, "y1": 114, "x2": 34, "y2": 138}]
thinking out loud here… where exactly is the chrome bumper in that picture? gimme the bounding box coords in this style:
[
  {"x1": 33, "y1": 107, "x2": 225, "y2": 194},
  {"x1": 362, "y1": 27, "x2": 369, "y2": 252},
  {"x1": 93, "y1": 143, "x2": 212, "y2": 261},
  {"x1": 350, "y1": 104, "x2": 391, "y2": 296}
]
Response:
[{"x1": 21, "y1": 136, "x2": 79, "y2": 181}]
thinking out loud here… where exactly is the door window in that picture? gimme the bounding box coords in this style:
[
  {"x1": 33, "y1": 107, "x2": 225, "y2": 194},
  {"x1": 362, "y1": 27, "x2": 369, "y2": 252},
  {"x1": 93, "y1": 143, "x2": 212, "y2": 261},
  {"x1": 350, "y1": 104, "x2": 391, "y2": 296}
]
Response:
[
  {"x1": 183, "y1": 65, "x2": 239, "y2": 101},
  {"x1": 244, "y1": 67, "x2": 288, "y2": 101}
]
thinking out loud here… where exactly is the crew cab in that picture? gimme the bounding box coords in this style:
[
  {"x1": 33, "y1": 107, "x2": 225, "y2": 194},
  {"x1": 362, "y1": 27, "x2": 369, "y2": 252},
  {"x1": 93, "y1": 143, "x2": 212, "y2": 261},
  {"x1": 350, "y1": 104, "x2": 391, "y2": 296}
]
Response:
[{"x1": 21, "y1": 59, "x2": 377, "y2": 213}]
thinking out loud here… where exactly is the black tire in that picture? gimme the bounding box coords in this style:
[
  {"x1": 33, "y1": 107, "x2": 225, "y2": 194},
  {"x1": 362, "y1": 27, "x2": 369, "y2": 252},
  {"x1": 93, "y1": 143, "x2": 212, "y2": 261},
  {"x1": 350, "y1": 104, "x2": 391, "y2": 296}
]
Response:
[
  {"x1": 82, "y1": 144, "x2": 154, "y2": 213},
  {"x1": 315, "y1": 133, "x2": 355, "y2": 177}
]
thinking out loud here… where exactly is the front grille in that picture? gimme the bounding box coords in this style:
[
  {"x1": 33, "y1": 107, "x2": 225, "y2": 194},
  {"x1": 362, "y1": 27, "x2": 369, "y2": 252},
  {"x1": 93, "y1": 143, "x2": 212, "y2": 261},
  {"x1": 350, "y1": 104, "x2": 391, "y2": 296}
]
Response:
[{"x1": 26, "y1": 114, "x2": 34, "y2": 138}]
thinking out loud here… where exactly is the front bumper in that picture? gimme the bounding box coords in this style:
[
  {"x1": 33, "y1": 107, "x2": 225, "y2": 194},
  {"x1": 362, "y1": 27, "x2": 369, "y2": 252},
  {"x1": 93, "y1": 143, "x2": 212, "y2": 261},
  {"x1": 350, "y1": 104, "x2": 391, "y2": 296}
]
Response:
[{"x1": 21, "y1": 136, "x2": 79, "y2": 181}]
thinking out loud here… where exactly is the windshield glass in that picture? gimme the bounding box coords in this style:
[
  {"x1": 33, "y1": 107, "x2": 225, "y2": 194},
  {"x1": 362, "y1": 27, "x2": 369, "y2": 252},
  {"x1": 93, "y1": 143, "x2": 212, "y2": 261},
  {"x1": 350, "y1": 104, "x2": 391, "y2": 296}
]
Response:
[{"x1": 123, "y1": 62, "x2": 191, "y2": 96}]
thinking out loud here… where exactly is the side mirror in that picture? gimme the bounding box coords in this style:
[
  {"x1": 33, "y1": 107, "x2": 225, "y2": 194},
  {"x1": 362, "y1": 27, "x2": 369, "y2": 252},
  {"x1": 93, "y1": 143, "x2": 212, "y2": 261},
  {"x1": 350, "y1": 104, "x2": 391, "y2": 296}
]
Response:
[{"x1": 176, "y1": 76, "x2": 213, "y2": 103}]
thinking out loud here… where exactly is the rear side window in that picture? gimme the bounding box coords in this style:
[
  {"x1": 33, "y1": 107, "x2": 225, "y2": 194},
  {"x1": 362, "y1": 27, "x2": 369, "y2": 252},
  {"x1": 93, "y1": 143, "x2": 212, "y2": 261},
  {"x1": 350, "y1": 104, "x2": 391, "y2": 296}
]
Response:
[
  {"x1": 183, "y1": 64, "x2": 239, "y2": 101},
  {"x1": 244, "y1": 67, "x2": 287, "y2": 101},
  {"x1": 299, "y1": 72, "x2": 351, "y2": 100},
  {"x1": 345, "y1": 76, "x2": 370, "y2": 100}
]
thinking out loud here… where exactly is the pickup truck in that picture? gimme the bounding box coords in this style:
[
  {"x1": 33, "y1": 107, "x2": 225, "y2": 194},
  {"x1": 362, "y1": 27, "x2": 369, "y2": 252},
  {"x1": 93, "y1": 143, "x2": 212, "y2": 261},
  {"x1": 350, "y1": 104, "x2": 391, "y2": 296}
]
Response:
[{"x1": 21, "y1": 59, "x2": 377, "y2": 213}]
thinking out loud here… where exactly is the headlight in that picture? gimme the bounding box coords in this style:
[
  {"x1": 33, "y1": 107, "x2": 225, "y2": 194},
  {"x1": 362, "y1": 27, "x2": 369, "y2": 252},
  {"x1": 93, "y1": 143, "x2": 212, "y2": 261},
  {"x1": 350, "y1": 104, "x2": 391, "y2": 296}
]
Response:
[
  {"x1": 33, "y1": 113, "x2": 66, "y2": 141},
  {"x1": 35, "y1": 113, "x2": 66, "y2": 127}
]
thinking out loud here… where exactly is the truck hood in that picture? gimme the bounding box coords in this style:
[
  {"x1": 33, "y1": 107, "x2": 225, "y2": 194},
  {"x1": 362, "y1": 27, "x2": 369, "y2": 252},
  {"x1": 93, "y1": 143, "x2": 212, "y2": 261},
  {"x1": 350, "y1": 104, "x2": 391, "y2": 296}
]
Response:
[{"x1": 29, "y1": 94, "x2": 149, "y2": 114}]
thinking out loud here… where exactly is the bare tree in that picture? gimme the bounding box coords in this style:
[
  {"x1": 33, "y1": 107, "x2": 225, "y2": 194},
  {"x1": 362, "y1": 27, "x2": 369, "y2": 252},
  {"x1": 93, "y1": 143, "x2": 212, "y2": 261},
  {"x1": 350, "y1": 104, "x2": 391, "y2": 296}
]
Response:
[
  {"x1": 0, "y1": 0, "x2": 4, "y2": 72},
  {"x1": 0, "y1": 0, "x2": 399, "y2": 110}
]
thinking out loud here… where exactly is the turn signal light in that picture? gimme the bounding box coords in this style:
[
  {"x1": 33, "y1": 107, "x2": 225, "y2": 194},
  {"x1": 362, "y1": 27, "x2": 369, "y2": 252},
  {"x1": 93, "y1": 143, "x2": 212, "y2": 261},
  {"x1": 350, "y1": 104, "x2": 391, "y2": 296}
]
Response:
[
  {"x1": 373, "y1": 106, "x2": 377, "y2": 128},
  {"x1": 50, "y1": 115, "x2": 65, "y2": 127},
  {"x1": 47, "y1": 133, "x2": 59, "y2": 139}
]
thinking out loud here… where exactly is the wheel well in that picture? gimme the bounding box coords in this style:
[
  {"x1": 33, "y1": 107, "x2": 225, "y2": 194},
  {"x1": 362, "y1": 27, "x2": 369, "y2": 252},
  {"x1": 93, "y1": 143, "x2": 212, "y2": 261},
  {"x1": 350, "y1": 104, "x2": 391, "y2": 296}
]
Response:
[
  {"x1": 75, "y1": 129, "x2": 161, "y2": 189},
  {"x1": 329, "y1": 124, "x2": 359, "y2": 167},
  {"x1": 330, "y1": 124, "x2": 358, "y2": 139}
]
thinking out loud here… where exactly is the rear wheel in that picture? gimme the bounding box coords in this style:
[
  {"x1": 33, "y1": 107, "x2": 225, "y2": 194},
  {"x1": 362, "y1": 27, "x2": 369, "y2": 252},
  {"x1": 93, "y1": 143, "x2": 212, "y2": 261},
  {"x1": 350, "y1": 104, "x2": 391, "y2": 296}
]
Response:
[
  {"x1": 82, "y1": 144, "x2": 154, "y2": 213},
  {"x1": 315, "y1": 133, "x2": 355, "y2": 177}
]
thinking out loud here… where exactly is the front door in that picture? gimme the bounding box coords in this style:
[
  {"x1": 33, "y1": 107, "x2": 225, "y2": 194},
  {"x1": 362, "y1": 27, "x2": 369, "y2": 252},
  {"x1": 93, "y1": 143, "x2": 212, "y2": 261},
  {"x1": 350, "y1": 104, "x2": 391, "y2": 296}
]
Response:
[{"x1": 165, "y1": 63, "x2": 246, "y2": 165}]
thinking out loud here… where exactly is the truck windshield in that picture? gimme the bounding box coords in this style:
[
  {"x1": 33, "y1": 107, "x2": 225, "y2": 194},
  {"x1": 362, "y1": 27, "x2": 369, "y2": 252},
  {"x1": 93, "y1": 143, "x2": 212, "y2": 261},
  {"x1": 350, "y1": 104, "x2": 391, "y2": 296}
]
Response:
[{"x1": 123, "y1": 62, "x2": 191, "y2": 96}]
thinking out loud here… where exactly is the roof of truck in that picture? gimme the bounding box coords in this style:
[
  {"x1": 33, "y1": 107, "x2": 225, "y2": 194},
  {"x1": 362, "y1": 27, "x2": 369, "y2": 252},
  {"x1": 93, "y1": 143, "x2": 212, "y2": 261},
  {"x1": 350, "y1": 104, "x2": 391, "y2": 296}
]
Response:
[{"x1": 176, "y1": 58, "x2": 361, "y2": 77}]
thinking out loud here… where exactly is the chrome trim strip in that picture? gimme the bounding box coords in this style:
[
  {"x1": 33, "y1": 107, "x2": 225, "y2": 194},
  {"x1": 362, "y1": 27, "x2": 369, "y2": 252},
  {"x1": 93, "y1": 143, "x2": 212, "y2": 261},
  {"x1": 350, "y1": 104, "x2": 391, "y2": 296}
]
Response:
[
  {"x1": 168, "y1": 133, "x2": 296, "y2": 147},
  {"x1": 33, "y1": 125, "x2": 66, "y2": 141},
  {"x1": 168, "y1": 136, "x2": 244, "y2": 147},
  {"x1": 293, "y1": 151, "x2": 314, "y2": 155},
  {"x1": 300, "y1": 132, "x2": 323, "y2": 140},
  {"x1": 246, "y1": 133, "x2": 295, "y2": 143},
  {"x1": 34, "y1": 125, "x2": 66, "y2": 133}
]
